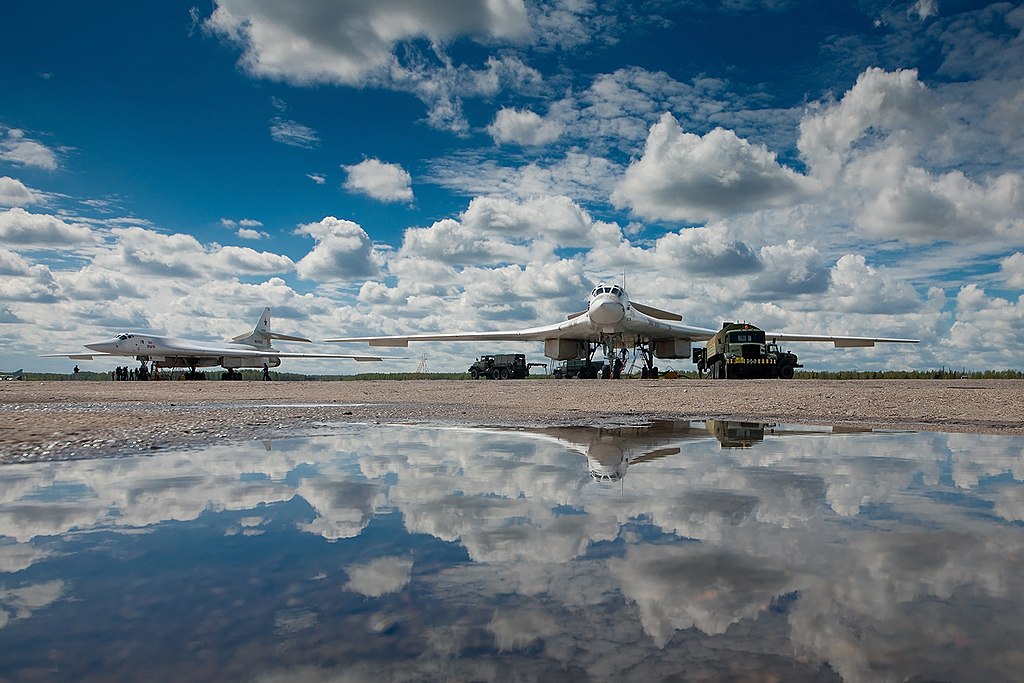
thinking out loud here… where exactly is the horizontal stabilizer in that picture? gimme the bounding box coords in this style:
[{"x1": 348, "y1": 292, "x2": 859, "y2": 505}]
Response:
[
  {"x1": 633, "y1": 302, "x2": 683, "y2": 322},
  {"x1": 269, "y1": 332, "x2": 312, "y2": 343}
]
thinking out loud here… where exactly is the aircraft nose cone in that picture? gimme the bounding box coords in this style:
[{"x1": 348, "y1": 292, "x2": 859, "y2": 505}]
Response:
[
  {"x1": 84, "y1": 339, "x2": 116, "y2": 353},
  {"x1": 589, "y1": 299, "x2": 625, "y2": 325}
]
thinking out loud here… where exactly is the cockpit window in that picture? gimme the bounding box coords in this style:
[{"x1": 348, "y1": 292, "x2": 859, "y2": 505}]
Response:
[
  {"x1": 116, "y1": 333, "x2": 132, "y2": 340},
  {"x1": 610, "y1": 285, "x2": 623, "y2": 297}
]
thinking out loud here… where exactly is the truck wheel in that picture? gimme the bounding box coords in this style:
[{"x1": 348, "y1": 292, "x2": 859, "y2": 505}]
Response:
[
  {"x1": 500, "y1": 367, "x2": 510, "y2": 379},
  {"x1": 471, "y1": 368, "x2": 480, "y2": 379},
  {"x1": 779, "y1": 365, "x2": 794, "y2": 380}
]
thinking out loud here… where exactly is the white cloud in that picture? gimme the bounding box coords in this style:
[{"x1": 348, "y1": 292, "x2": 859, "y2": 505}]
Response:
[
  {"x1": 342, "y1": 159, "x2": 413, "y2": 203},
  {"x1": 343, "y1": 556, "x2": 414, "y2": 597},
  {"x1": 945, "y1": 284, "x2": 1024, "y2": 367},
  {"x1": 223, "y1": 218, "x2": 269, "y2": 240},
  {"x1": 205, "y1": 0, "x2": 531, "y2": 86},
  {"x1": 92, "y1": 226, "x2": 293, "y2": 280},
  {"x1": 0, "y1": 177, "x2": 41, "y2": 207},
  {"x1": 652, "y1": 226, "x2": 761, "y2": 276},
  {"x1": 461, "y1": 195, "x2": 610, "y2": 245},
  {"x1": 797, "y1": 68, "x2": 938, "y2": 183},
  {"x1": 826, "y1": 253, "x2": 922, "y2": 314},
  {"x1": 908, "y1": 0, "x2": 938, "y2": 21},
  {"x1": 487, "y1": 108, "x2": 563, "y2": 146},
  {"x1": 269, "y1": 117, "x2": 320, "y2": 148},
  {"x1": 1000, "y1": 252, "x2": 1024, "y2": 289},
  {"x1": 399, "y1": 218, "x2": 528, "y2": 265},
  {"x1": 236, "y1": 227, "x2": 269, "y2": 240},
  {"x1": 0, "y1": 261, "x2": 60, "y2": 303},
  {"x1": 0, "y1": 248, "x2": 35, "y2": 276},
  {"x1": 0, "y1": 208, "x2": 96, "y2": 247},
  {"x1": 0, "y1": 128, "x2": 59, "y2": 171},
  {"x1": 294, "y1": 216, "x2": 379, "y2": 280},
  {"x1": 613, "y1": 113, "x2": 817, "y2": 222}
]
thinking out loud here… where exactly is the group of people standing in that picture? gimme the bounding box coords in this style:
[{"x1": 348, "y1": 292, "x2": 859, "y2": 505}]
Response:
[{"x1": 112, "y1": 364, "x2": 152, "y2": 381}]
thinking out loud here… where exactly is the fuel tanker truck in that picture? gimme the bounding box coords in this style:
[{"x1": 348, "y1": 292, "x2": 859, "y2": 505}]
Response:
[{"x1": 692, "y1": 322, "x2": 801, "y2": 379}]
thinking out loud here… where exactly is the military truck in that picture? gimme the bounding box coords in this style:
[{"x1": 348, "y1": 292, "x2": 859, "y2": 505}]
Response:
[
  {"x1": 468, "y1": 353, "x2": 529, "y2": 379},
  {"x1": 552, "y1": 358, "x2": 605, "y2": 379},
  {"x1": 692, "y1": 322, "x2": 801, "y2": 379}
]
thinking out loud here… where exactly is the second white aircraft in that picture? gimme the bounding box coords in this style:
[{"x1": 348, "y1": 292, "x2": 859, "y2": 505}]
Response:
[
  {"x1": 325, "y1": 283, "x2": 918, "y2": 375},
  {"x1": 46, "y1": 307, "x2": 383, "y2": 378}
]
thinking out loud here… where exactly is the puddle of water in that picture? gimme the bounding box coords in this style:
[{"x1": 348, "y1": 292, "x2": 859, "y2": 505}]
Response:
[{"x1": 0, "y1": 421, "x2": 1022, "y2": 682}]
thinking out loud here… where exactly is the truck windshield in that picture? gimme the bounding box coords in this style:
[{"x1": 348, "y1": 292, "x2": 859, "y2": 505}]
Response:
[{"x1": 728, "y1": 331, "x2": 765, "y2": 344}]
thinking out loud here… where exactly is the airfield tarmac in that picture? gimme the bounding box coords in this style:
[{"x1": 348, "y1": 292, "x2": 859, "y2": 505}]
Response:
[{"x1": 1, "y1": 378, "x2": 1022, "y2": 463}]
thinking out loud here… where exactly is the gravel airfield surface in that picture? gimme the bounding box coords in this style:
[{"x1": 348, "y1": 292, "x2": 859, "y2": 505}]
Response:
[{"x1": 1, "y1": 379, "x2": 1022, "y2": 463}]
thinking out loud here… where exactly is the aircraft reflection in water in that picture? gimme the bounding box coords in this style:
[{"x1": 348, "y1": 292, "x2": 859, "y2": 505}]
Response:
[
  {"x1": 2, "y1": 423, "x2": 1023, "y2": 683},
  {"x1": 541, "y1": 420, "x2": 838, "y2": 481}
]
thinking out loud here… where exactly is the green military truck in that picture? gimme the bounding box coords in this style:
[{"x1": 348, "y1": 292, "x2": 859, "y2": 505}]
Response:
[
  {"x1": 469, "y1": 353, "x2": 529, "y2": 379},
  {"x1": 553, "y1": 358, "x2": 605, "y2": 379},
  {"x1": 693, "y1": 322, "x2": 801, "y2": 379}
]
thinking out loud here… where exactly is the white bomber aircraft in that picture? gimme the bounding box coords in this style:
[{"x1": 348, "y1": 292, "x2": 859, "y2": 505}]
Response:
[
  {"x1": 44, "y1": 307, "x2": 382, "y2": 378},
  {"x1": 325, "y1": 283, "x2": 918, "y2": 376}
]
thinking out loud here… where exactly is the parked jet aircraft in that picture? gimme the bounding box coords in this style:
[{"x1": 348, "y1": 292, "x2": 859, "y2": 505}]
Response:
[
  {"x1": 0, "y1": 369, "x2": 24, "y2": 380},
  {"x1": 325, "y1": 283, "x2": 918, "y2": 376},
  {"x1": 44, "y1": 308, "x2": 383, "y2": 378}
]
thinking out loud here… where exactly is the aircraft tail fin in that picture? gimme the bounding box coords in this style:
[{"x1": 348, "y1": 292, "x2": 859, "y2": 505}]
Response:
[{"x1": 231, "y1": 308, "x2": 312, "y2": 348}]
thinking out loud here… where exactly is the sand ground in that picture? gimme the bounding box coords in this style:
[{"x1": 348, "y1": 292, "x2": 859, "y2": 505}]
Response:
[{"x1": 1, "y1": 378, "x2": 1021, "y2": 463}]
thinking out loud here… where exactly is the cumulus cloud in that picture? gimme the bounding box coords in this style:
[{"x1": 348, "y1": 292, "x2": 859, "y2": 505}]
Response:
[
  {"x1": 343, "y1": 556, "x2": 414, "y2": 597},
  {"x1": 797, "y1": 68, "x2": 938, "y2": 182},
  {"x1": 400, "y1": 218, "x2": 524, "y2": 265},
  {"x1": 0, "y1": 248, "x2": 35, "y2": 276},
  {"x1": 294, "y1": 216, "x2": 379, "y2": 280},
  {"x1": 750, "y1": 241, "x2": 832, "y2": 299},
  {"x1": 822, "y1": 253, "x2": 922, "y2": 315},
  {"x1": 0, "y1": 128, "x2": 59, "y2": 171},
  {"x1": 946, "y1": 284, "x2": 1024, "y2": 367},
  {"x1": 342, "y1": 159, "x2": 413, "y2": 203},
  {"x1": 848, "y1": 157, "x2": 1024, "y2": 243},
  {"x1": 909, "y1": 0, "x2": 938, "y2": 21},
  {"x1": 1000, "y1": 252, "x2": 1024, "y2": 289},
  {"x1": 222, "y1": 218, "x2": 269, "y2": 240},
  {"x1": 236, "y1": 228, "x2": 268, "y2": 240},
  {"x1": 269, "y1": 118, "x2": 320, "y2": 148},
  {"x1": 93, "y1": 226, "x2": 293, "y2": 280},
  {"x1": 613, "y1": 113, "x2": 817, "y2": 222},
  {"x1": 0, "y1": 177, "x2": 41, "y2": 207},
  {"x1": 487, "y1": 108, "x2": 563, "y2": 146},
  {"x1": 397, "y1": 194, "x2": 622, "y2": 267},
  {"x1": 0, "y1": 262, "x2": 61, "y2": 303},
  {"x1": 205, "y1": 0, "x2": 531, "y2": 86},
  {"x1": 0, "y1": 208, "x2": 95, "y2": 247},
  {"x1": 652, "y1": 226, "x2": 761, "y2": 276}
]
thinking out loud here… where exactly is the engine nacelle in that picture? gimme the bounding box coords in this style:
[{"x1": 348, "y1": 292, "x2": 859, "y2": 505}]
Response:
[
  {"x1": 222, "y1": 356, "x2": 282, "y2": 369},
  {"x1": 544, "y1": 338, "x2": 587, "y2": 361},
  {"x1": 654, "y1": 339, "x2": 692, "y2": 359},
  {"x1": 153, "y1": 356, "x2": 220, "y2": 369}
]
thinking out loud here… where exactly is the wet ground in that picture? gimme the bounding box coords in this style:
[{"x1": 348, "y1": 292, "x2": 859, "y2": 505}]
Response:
[{"x1": 0, "y1": 421, "x2": 1022, "y2": 681}]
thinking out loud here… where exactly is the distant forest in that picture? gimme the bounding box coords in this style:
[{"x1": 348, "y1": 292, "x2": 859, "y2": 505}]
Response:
[{"x1": 17, "y1": 368, "x2": 1024, "y2": 381}]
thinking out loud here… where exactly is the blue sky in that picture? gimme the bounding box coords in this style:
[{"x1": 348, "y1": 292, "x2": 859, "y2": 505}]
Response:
[{"x1": 2, "y1": 0, "x2": 1023, "y2": 373}]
